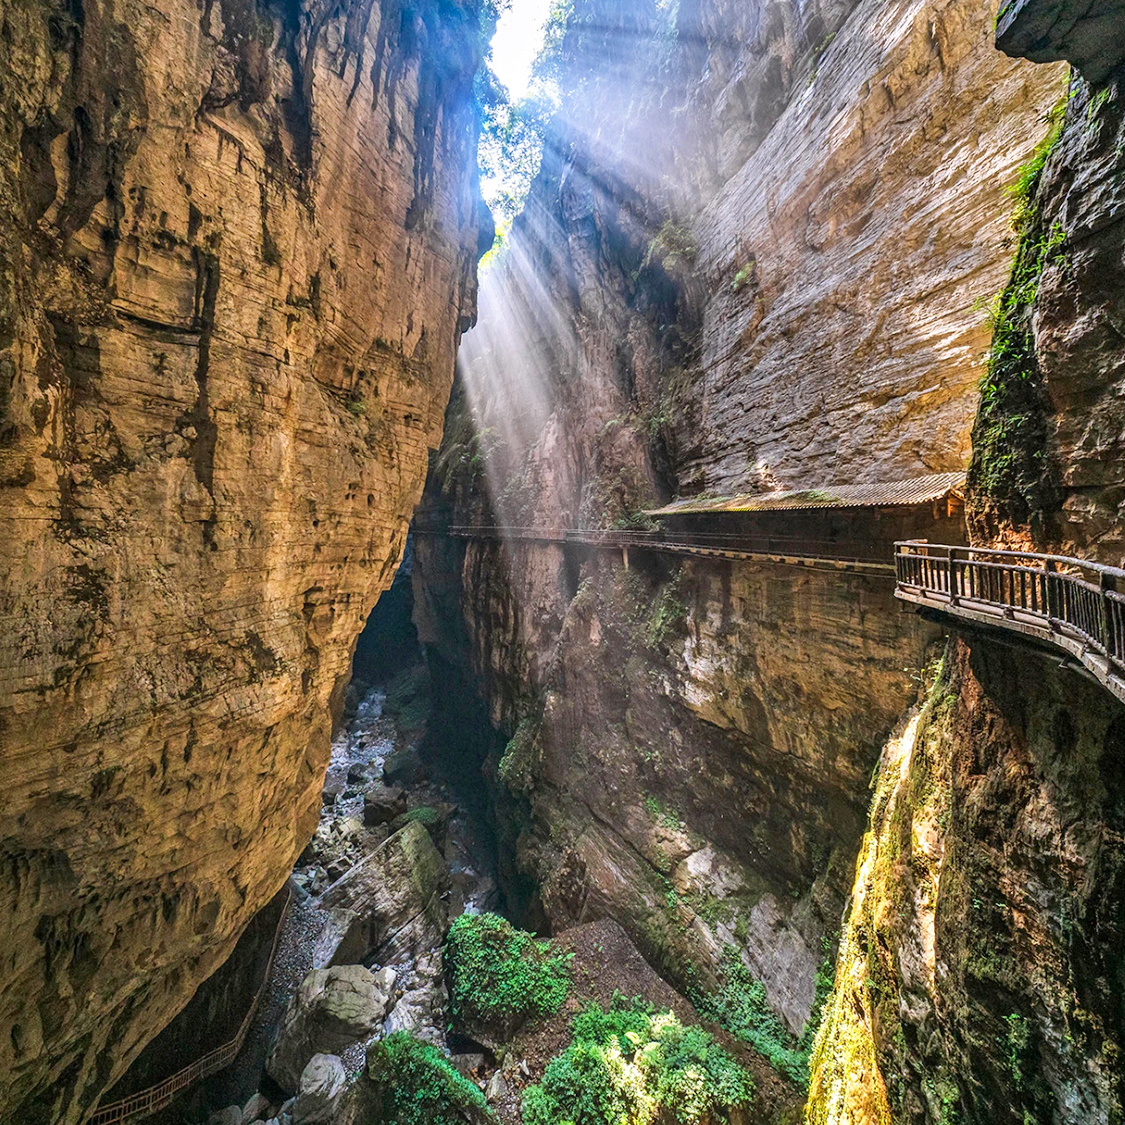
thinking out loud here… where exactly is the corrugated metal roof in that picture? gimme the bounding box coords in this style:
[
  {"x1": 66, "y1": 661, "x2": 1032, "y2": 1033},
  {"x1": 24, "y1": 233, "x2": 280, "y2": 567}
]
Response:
[{"x1": 645, "y1": 471, "x2": 966, "y2": 516}]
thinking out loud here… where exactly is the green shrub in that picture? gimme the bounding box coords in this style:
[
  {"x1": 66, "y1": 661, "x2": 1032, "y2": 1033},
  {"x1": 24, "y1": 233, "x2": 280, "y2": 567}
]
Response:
[
  {"x1": 522, "y1": 995, "x2": 755, "y2": 1125},
  {"x1": 403, "y1": 805, "x2": 441, "y2": 828},
  {"x1": 446, "y1": 913, "x2": 572, "y2": 1035},
  {"x1": 365, "y1": 1032, "x2": 494, "y2": 1124}
]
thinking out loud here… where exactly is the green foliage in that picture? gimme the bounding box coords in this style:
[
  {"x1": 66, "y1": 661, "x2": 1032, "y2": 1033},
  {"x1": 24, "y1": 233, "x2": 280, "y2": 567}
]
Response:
[
  {"x1": 402, "y1": 805, "x2": 441, "y2": 829},
  {"x1": 645, "y1": 574, "x2": 688, "y2": 649},
  {"x1": 968, "y1": 85, "x2": 1069, "y2": 526},
  {"x1": 642, "y1": 221, "x2": 698, "y2": 275},
  {"x1": 730, "y1": 258, "x2": 756, "y2": 293},
  {"x1": 446, "y1": 913, "x2": 572, "y2": 1032},
  {"x1": 365, "y1": 1031, "x2": 494, "y2": 1125},
  {"x1": 693, "y1": 948, "x2": 830, "y2": 1088},
  {"x1": 522, "y1": 995, "x2": 754, "y2": 1125},
  {"x1": 346, "y1": 397, "x2": 367, "y2": 417},
  {"x1": 498, "y1": 715, "x2": 541, "y2": 792}
]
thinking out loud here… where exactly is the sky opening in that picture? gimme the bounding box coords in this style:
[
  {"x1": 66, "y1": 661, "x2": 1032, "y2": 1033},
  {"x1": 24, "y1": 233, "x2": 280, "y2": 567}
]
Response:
[{"x1": 490, "y1": 0, "x2": 554, "y2": 101}]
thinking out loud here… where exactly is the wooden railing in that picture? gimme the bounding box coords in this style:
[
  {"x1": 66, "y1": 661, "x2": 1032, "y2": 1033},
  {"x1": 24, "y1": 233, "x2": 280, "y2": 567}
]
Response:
[
  {"x1": 437, "y1": 525, "x2": 895, "y2": 568},
  {"x1": 895, "y1": 541, "x2": 1125, "y2": 705},
  {"x1": 89, "y1": 890, "x2": 292, "y2": 1125}
]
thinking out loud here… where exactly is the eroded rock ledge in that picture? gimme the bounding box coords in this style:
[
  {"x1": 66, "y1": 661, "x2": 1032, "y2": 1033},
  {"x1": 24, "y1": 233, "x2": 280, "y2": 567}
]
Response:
[{"x1": 0, "y1": 0, "x2": 487, "y2": 1118}]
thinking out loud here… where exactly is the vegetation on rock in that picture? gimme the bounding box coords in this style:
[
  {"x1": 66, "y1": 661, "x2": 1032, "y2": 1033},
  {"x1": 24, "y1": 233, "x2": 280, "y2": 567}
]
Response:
[
  {"x1": 693, "y1": 946, "x2": 832, "y2": 1088},
  {"x1": 446, "y1": 913, "x2": 572, "y2": 1034},
  {"x1": 365, "y1": 1032, "x2": 496, "y2": 1125},
  {"x1": 522, "y1": 995, "x2": 755, "y2": 1125},
  {"x1": 968, "y1": 83, "x2": 1071, "y2": 532}
]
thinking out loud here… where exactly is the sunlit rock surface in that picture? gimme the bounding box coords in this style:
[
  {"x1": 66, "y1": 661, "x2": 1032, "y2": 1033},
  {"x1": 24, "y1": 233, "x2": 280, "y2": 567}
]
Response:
[{"x1": 0, "y1": 0, "x2": 485, "y2": 1117}]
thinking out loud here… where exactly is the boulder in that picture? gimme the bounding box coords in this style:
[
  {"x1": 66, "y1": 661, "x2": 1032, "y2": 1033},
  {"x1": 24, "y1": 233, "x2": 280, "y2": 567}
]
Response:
[
  {"x1": 449, "y1": 1053, "x2": 486, "y2": 1077},
  {"x1": 382, "y1": 745, "x2": 425, "y2": 786},
  {"x1": 310, "y1": 907, "x2": 367, "y2": 970},
  {"x1": 363, "y1": 785, "x2": 408, "y2": 827},
  {"x1": 292, "y1": 1054, "x2": 348, "y2": 1124},
  {"x1": 266, "y1": 965, "x2": 396, "y2": 1092},
  {"x1": 208, "y1": 1109, "x2": 242, "y2": 1125},
  {"x1": 319, "y1": 821, "x2": 448, "y2": 966},
  {"x1": 240, "y1": 1092, "x2": 272, "y2": 1124},
  {"x1": 485, "y1": 1070, "x2": 509, "y2": 1102},
  {"x1": 382, "y1": 950, "x2": 448, "y2": 1045}
]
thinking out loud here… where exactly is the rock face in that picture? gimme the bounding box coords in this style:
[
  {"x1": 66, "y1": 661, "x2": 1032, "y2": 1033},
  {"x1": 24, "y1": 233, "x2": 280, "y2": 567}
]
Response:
[
  {"x1": 415, "y1": 0, "x2": 1060, "y2": 1044},
  {"x1": 969, "y1": 26, "x2": 1125, "y2": 559},
  {"x1": 809, "y1": 639, "x2": 1125, "y2": 1125},
  {"x1": 0, "y1": 0, "x2": 487, "y2": 1117}
]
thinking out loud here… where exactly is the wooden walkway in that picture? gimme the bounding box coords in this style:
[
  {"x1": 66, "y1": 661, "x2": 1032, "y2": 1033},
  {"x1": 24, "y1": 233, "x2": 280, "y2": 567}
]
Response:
[
  {"x1": 430, "y1": 525, "x2": 896, "y2": 573},
  {"x1": 895, "y1": 541, "x2": 1125, "y2": 706},
  {"x1": 89, "y1": 890, "x2": 292, "y2": 1125}
]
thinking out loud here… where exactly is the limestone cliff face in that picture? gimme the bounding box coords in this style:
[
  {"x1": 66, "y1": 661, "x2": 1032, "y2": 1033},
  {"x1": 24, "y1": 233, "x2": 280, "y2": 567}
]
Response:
[
  {"x1": 415, "y1": 0, "x2": 1059, "y2": 1051},
  {"x1": 0, "y1": 0, "x2": 486, "y2": 1117}
]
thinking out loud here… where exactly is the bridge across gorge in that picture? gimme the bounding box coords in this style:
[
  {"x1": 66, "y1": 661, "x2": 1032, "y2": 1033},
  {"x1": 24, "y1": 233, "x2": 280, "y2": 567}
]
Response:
[{"x1": 419, "y1": 526, "x2": 1125, "y2": 706}]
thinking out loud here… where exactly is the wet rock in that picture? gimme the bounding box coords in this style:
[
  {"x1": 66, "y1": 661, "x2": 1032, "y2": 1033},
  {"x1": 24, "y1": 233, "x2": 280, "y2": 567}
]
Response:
[
  {"x1": 208, "y1": 1108, "x2": 243, "y2": 1125},
  {"x1": 266, "y1": 965, "x2": 396, "y2": 1092},
  {"x1": 293, "y1": 1054, "x2": 348, "y2": 1124},
  {"x1": 346, "y1": 763, "x2": 375, "y2": 786},
  {"x1": 320, "y1": 821, "x2": 448, "y2": 966},
  {"x1": 363, "y1": 785, "x2": 408, "y2": 827},
  {"x1": 382, "y1": 950, "x2": 449, "y2": 1045}
]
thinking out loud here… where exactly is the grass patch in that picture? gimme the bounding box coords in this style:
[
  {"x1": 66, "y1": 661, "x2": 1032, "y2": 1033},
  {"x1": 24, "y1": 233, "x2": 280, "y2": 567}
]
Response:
[
  {"x1": 446, "y1": 913, "x2": 572, "y2": 1036},
  {"x1": 365, "y1": 1031, "x2": 495, "y2": 1124},
  {"x1": 522, "y1": 995, "x2": 755, "y2": 1125}
]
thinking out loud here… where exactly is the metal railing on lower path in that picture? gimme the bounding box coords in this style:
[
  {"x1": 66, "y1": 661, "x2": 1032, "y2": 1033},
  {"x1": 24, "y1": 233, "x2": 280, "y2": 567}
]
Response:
[
  {"x1": 436, "y1": 525, "x2": 896, "y2": 569},
  {"x1": 895, "y1": 541, "x2": 1125, "y2": 705},
  {"x1": 89, "y1": 890, "x2": 292, "y2": 1125}
]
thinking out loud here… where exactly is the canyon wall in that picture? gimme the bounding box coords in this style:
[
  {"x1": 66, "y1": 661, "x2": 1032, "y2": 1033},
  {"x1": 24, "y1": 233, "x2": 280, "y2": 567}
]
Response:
[
  {"x1": 415, "y1": 0, "x2": 1064, "y2": 1066},
  {"x1": 807, "y1": 14, "x2": 1125, "y2": 1125},
  {"x1": 0, "y1": 0, "x2": 487, "y2": 1118}
]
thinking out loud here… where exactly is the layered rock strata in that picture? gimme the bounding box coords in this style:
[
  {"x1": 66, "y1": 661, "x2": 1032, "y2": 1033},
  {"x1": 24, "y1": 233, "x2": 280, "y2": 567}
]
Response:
[{"x1": 0, "y1": 0, "x2": 486, "y2": 1117}]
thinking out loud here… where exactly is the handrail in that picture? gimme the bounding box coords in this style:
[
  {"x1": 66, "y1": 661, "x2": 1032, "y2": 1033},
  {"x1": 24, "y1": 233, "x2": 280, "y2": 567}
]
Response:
[
  {"x1": 435, "y1": 525, "x2": 896, "y2": 568},
  {"x1": 89, "y1": 889, "x2": 293, "y2": 1125},
  {"x1": 895, "y1": 541, "x2": 1125, "y2": 706}
]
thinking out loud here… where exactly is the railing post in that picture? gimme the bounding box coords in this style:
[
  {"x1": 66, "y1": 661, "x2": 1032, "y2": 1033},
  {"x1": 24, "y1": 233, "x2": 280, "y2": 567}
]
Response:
[
  {"x1": 1101, "y1": 571, "x2": 1115, "y2": 657},
  {"x1": 948, "y1": 547, "x2": 959, "y2": 606},
  {"x1": 1045, "y1": 559, "x2": 1058, "y2": 624}
]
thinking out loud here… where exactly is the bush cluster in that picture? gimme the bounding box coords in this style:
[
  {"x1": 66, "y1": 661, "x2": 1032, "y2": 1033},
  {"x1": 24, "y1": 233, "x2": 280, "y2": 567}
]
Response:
[
  {"x1": 522, "y1": 995, "x2": 754, "y2": 1125},
  {"x1": 445, "y1": 913, "x2": 572, "y2": 1034},
  {"x1": 365, "y1": 1032, "x2": 494, "y2": 1125}
]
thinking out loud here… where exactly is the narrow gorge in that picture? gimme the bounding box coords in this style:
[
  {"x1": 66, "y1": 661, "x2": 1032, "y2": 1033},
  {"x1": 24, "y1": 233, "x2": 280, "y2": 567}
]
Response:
[{"x1": 0, "y1": 0, "x2": 1123, "y2": 1123}]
